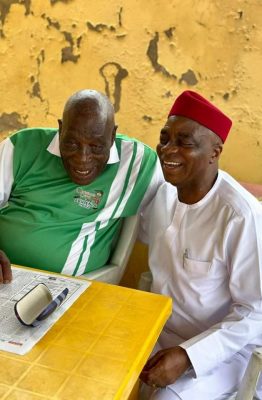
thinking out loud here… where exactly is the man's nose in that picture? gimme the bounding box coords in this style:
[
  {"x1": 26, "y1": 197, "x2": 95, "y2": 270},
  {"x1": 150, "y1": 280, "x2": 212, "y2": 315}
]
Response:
[
  {"x1": 78, "y1": 146, "x2": 92, "y2": 161},
  {"x1": 161, "y1": 142, "x2": 179, "y2": 154}
]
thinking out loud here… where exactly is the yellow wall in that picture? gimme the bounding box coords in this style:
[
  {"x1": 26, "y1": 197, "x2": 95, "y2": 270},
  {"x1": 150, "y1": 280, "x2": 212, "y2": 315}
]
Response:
[{"x1": 0, "y1": 0, "x2": 262, "y2": 182}]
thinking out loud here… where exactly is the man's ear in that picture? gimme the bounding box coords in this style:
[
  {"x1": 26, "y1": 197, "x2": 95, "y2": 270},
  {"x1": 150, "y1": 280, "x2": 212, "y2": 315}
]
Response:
[
  {"x1": 111, "y1": 125, "x2": 117, "y2": 145},
  {"x1": 210, "y1": 144, "x2": 223, "y2": 164},
  {"x1": 58, "y1": 119, "x2": 62, "y2": 136}
]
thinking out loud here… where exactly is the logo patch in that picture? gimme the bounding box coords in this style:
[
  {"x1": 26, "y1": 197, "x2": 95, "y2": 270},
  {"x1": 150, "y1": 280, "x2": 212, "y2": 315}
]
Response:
[{"x1": 74, "y1": 188, "x2": 103, "y2": 209}]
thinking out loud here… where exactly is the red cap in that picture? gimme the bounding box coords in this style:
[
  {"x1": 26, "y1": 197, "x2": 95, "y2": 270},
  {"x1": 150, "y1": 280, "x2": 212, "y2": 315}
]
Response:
[{"x1": 168, "y1": 90, "x2": 232, "y2": 142}]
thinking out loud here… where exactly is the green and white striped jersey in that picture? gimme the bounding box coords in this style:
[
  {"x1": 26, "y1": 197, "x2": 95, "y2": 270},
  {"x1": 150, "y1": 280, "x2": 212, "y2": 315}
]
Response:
[{"x1": 0, "y1": 128, "x2": 163, "y2": 275}]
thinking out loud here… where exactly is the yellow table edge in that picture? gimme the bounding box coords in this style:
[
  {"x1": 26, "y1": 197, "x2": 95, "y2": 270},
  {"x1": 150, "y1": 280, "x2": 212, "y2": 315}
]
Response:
[{"x1": 116, "y1": 295, "x2": 172, "y2": 400}]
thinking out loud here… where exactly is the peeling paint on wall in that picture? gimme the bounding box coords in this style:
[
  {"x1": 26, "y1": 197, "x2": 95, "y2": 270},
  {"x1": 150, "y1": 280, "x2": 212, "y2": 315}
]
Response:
[
  {"x1": 118, "y1": 7, "x2": 123, "y2": 27},
  {"x1": 50, "y1": 0, "x2": 73, "y2": 4},
  {"x1": 142, "y1": 115, "x2": 152, "y2": 122},
  {"x1": 147, "y1": 32, "x2": 177, "y2": 80},
  {"x1": 162, "y1": 91, "x2": 173, "y2": 98},
  {"x1": 87, "y1": 22, "x2": 115, "y2": 33},
  {"x1": 0, "y1": 112, "x2": 27, "y2": 133},
  {"x1": 164, "y1": 27, "x2": 175, "y2": 39},
  {"x1": 27, "y1": 50, "x2": 45, "y2": 101},
  {"x1": 61, "y1": 31, "x2": 80, "y2": 63},
  {"x1": 0, "y1": 0, "x2": 31, "y2": 36},
  {"x1": 179, "y1": 69, "x2": 198, "y2": 86},
  {"x1": 40, "y1": 13, "x2": 81, "y2": 63},
  {"x1": 99, "y1": 62, "x2": 128, "y2": 112},
  {"x1": 42, "y1": 13, "x2": 61, "y2": 30}
]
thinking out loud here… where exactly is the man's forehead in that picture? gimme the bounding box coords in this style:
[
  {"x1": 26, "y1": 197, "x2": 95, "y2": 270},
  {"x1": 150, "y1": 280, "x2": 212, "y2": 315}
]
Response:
[
  {"x1": 163, "y1": 115, "x2": 201, "y2": 132},
  {"x1": 65, "y1": 122, "x2": 106, "y2": 135},
  {"x1": 62, "y1": 114, "x2": 112, "y2": 140}
]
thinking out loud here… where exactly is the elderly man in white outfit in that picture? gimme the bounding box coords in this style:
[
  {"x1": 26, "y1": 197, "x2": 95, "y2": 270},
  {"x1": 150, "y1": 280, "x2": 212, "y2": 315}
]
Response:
[{"x1": 139, "y1": 90, "x2": 262, "y2": 400}]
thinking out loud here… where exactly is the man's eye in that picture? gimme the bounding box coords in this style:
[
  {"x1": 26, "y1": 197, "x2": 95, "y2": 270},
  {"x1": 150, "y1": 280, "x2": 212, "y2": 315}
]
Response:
[
  {"x1": 181, "y1": 142, "x2": 194, "y2": 147},
  {"x1": 160, "y1": 135, "x2": 168, "y2": 144},
  {"x1": 91, "y1": 145, "x2": 103, "y2": 154},
  {"x1": 65, "y1": 142, "x2": 78, "y2": 149}
]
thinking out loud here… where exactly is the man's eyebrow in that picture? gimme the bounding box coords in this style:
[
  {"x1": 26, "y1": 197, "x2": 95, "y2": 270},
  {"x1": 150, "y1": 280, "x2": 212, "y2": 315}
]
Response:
[
  {"x1": 89, "y1": 137, "x2": 105, "y2": 144},
  {"x1": 64, "y1": 128, "x2": 79, "y2": 135},
  {"x1": 177, "y1": 132, "x2": 194, "y2": 138}
]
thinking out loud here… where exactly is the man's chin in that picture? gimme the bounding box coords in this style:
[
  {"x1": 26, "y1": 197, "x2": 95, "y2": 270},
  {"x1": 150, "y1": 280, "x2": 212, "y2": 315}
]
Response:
[
  {"x1": 73, "y1": 178, "x2": 94, "y2": 185},
  {"x1": 69, "y1": 171, "x2": 97, "y2": 186},
  {"x1": 71, "y1": 176, "x2": 95, "y2": 185},
  {"x1": 163, "y1": 173, "x2": 180, "y2": 187}
]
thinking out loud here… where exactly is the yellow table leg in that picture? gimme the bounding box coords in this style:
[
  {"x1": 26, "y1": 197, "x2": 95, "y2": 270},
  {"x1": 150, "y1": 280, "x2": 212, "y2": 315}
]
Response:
[{"x1": 128, "y1": 379, "x2": 140, "y2": 400}]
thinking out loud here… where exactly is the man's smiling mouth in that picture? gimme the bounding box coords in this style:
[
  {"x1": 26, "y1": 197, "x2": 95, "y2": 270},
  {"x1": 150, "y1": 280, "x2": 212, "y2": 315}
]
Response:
[
  {"x1": 163, "y1": 161, "x2": 182, "y2": 168},
  {"x1": 74, "y1": 169, "x2": 91, "y2": 176}
]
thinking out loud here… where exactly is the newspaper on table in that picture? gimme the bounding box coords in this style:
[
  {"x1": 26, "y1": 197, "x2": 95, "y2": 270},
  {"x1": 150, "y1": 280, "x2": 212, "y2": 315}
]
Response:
[{"x1": 0, "y1": 266, "x2": 90, "y2": 355}]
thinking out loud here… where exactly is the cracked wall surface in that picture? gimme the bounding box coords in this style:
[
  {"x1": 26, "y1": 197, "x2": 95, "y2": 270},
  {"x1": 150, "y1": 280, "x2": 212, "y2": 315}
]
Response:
[{"x1": 0, "y1": 0, "x2": 262, "y2": 182}]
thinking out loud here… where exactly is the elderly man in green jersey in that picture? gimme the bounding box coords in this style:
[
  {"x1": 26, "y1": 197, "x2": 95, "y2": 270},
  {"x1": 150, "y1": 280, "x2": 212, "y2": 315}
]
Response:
[{"x1": 0, "y1": 89, "x2": 163, "y2": 278}]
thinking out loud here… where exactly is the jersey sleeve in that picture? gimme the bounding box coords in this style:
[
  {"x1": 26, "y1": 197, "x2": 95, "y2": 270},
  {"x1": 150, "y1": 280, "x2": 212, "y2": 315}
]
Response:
[{"x1": 0, "y1": 138, "x2": 14, "y2": 207}]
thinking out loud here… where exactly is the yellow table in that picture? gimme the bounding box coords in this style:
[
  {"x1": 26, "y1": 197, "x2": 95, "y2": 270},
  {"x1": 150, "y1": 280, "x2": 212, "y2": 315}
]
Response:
[{"x1": 0, "y1": 280, "x2": 172, "y2": 400}]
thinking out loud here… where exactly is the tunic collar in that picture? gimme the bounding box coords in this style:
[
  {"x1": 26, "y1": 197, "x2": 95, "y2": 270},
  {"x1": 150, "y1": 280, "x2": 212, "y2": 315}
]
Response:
[{"x1": 177, "y1": 171, "x2": 223, "y2": 209}]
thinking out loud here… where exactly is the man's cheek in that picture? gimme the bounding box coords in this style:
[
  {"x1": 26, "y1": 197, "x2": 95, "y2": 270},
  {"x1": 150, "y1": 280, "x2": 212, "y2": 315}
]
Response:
[{"x1": 156, "y1": 144, "x2": 162, "y2": 157}]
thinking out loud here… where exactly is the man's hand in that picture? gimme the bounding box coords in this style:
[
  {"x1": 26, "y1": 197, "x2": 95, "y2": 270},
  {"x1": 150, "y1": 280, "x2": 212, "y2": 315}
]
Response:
[
  {"x1": 140, "y1": 346, "x2": 191, "y2": 388},
  {"x1": 0, "y1": 250, "x2": 12, "y2": 284}
]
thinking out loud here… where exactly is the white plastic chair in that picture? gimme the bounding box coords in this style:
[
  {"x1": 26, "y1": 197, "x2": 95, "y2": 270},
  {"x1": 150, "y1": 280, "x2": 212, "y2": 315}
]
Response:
[
  {"x1": 227, "y1": 347, "x2": 262, "y2": 400},
  {"x1": 82, "y1": 215, "x2": 139, "y2": 284},
  {"x1": 137, "y1": 271, "x2": 153, "y2": 291}
]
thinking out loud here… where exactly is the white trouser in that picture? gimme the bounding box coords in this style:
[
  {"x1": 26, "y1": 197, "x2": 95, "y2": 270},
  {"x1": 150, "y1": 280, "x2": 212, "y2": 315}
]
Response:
[
  {"x1": 140, "y1": 336, "x2": 262, "y2": 400},
  {"x1": 146, "y1": 353, "x2": 243, "y2": 400}
]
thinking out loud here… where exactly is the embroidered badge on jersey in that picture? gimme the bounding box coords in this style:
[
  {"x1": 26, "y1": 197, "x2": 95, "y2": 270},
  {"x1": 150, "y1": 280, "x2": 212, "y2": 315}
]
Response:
[{"x1": 74, "y1": 188, "x2": 103, "y2": 209}]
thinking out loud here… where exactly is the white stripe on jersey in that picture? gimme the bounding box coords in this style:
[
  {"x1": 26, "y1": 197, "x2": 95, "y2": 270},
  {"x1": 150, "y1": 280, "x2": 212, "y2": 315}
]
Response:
[
  {"x1": 61, "y1": 222, "x2": 97, "y2": 275},
  {"x1": 75, "y1": 228, "x2": 97, "y2": 276},
  {"x1": 98, "y1": 140, "x2": 134, "y2": 229},
  {"x1": 99, "y1": 140, "x2": 134, "y2": 229},
  {"x1": 114, "y1": 142, "x2": 144, "y2": 219}
]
